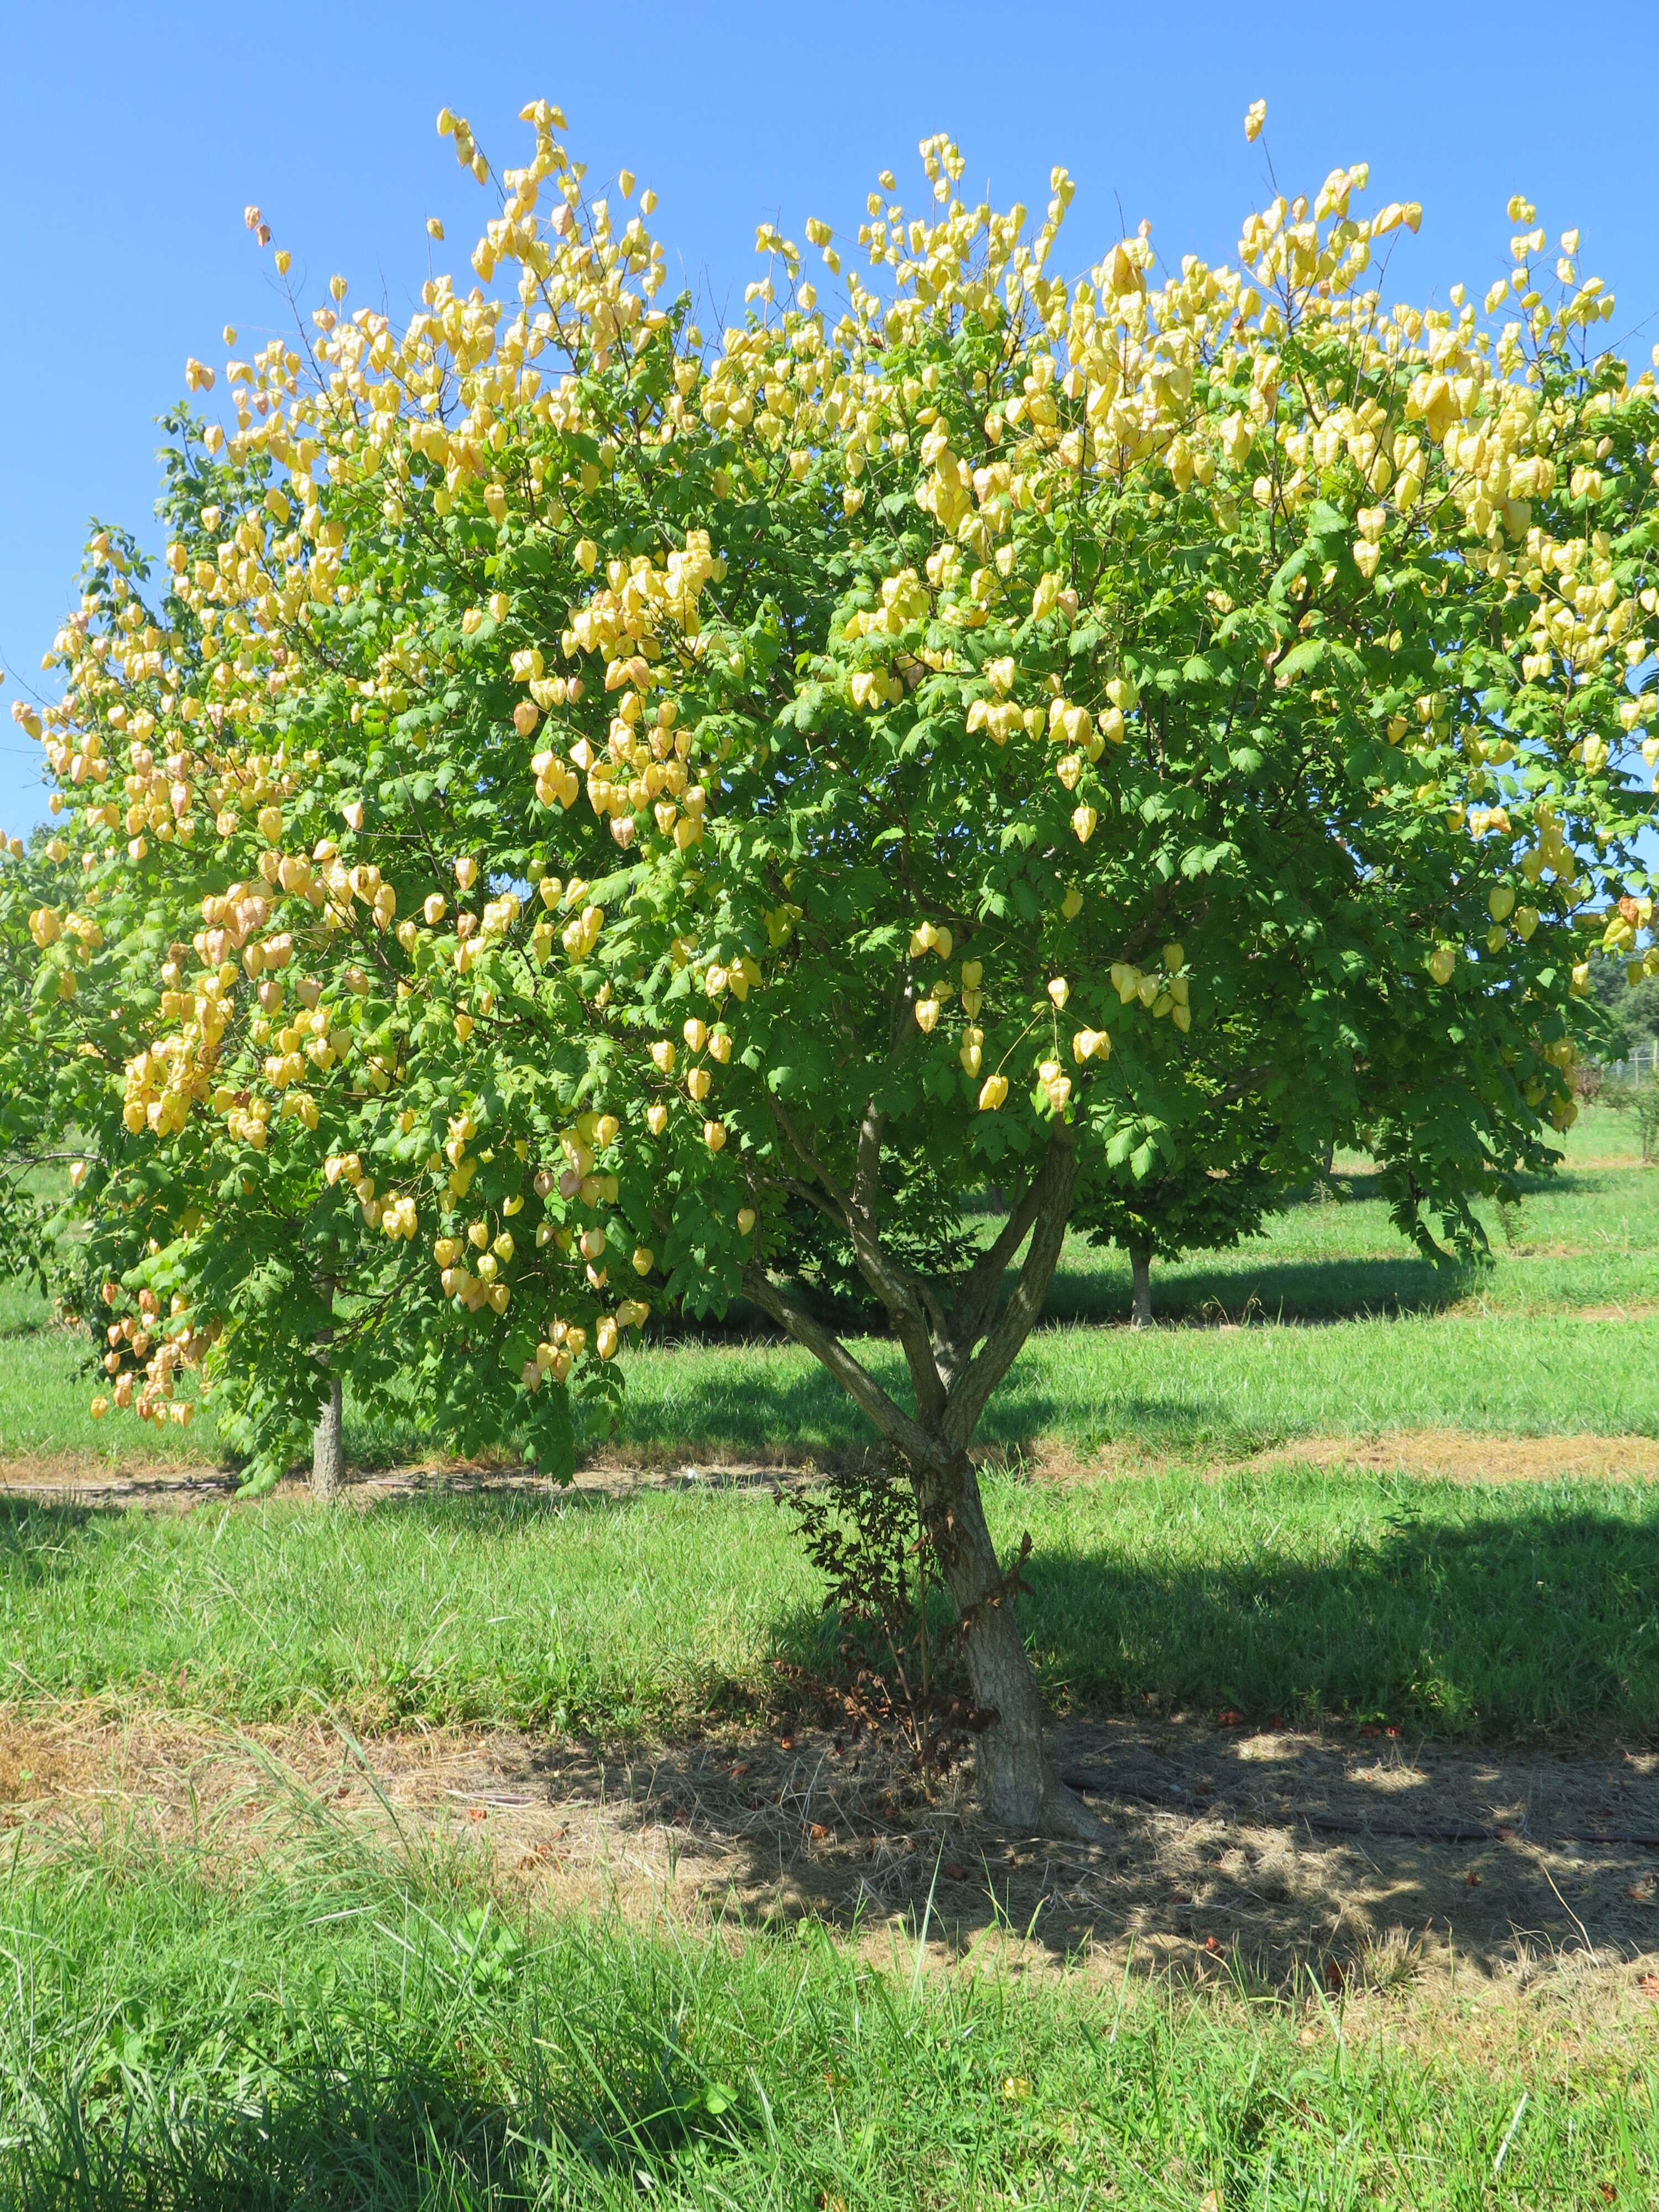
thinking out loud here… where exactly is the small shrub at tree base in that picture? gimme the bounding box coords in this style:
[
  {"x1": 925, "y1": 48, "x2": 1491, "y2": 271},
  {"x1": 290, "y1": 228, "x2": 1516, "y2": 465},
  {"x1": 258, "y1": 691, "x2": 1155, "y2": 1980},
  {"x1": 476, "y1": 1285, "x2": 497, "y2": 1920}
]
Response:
[
  {"x1": 9, "y1": 93, "x2": 1659, "y2": 1828},
  {"x1": 784, "y1": 1458, "x2": 979, "y2": 1768}
]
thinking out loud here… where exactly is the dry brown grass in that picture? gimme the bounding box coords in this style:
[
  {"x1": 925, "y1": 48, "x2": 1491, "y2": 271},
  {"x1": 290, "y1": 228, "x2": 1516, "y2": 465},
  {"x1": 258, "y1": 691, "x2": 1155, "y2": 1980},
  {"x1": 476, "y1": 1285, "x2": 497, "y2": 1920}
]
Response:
[{"x1": 6, "y1": 1699, "x2": 1659, "y2": 2045}]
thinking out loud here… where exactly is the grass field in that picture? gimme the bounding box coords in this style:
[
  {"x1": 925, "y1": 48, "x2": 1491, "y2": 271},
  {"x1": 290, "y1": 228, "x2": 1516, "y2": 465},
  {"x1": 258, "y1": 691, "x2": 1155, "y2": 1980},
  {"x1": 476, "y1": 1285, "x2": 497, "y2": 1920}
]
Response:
[
  {"x1": 5, "y1": 1463, "x2": 1658, "y2": 1742},
  {"x1": 3, "y1": 1818, "x2": 1655, "y2": 2211},
  {"x1": 4, "y1": 1105, "x2": 1653, "y2": 1472},
  {"x1": 6, "y1": 1820, "x2": 1653, "y2": 2210},
  {"x1": 1, "y1": 1104, "x2": 1656, "y2": 2204}
]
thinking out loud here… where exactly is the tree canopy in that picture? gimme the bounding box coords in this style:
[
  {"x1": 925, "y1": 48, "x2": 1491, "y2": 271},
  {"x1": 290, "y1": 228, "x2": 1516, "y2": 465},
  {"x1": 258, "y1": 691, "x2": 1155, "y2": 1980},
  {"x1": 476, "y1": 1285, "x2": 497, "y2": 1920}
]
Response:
[{"x1": 10, "y1": 100, "x2": 1658, "y2": 1823}]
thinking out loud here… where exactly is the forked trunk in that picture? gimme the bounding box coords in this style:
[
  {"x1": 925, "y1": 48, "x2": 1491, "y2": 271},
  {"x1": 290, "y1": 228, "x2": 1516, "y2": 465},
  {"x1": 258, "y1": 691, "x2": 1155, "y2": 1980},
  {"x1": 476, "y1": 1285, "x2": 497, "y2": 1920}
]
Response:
[
  {"x1": 311, "y1": 1374, "x2": 344, "y2": 1504},
  {"x1": 912, "y1": 1448, "x2": 1097, "y2": 1838},
  {"x1": 743, "y1": 1120, "x2": 1095, "y2": 1837},
  {"x1": 1129, "y1": 1241, "x2": 1154, "y2": 1329}
]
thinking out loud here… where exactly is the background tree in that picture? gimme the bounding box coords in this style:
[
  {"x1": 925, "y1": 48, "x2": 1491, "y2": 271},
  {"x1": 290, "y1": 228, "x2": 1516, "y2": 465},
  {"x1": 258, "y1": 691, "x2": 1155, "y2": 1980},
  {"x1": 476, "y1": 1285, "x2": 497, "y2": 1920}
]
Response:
[
  {"x1": 1589, "y1": 954, "x2": 1659, "y2": 1057},
  {"x1": 13, "y1": 99, "x2": 1658, "y2": 1830},
  {"x1": 1074, "y1": 1087, "x2": 1290, "y2": 1327}
]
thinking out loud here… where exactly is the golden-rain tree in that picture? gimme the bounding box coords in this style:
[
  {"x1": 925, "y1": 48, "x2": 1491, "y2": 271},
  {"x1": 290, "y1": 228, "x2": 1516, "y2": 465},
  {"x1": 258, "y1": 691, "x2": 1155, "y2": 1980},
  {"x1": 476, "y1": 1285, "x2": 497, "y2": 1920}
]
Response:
[{"x1": 13, "y1": 96, "x2": 1659, "y2": 1827}]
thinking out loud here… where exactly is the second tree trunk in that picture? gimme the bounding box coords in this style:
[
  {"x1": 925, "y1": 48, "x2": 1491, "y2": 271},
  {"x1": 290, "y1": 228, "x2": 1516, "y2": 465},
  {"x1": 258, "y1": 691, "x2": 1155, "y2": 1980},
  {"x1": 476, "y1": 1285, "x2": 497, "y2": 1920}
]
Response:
[
  {"x1": 311, "y1": 1374, "x2": 344, "y2": 1504},
  {"x1": 1129, "y1": 1242, "x2": 1153, "y2": 1329}
]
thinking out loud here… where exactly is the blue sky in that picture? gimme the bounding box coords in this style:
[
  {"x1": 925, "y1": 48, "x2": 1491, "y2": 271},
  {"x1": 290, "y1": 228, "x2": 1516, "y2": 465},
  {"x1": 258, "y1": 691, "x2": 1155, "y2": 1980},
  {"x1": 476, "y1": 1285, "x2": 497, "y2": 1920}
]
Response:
[{"x1": 4, "y1": 1, "x2": 1658, "y2": 833}]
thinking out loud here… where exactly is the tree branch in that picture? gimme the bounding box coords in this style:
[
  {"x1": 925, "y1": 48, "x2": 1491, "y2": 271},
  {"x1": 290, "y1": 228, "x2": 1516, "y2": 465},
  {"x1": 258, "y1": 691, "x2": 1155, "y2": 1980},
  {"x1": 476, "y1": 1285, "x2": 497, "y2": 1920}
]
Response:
[
  {"x1": 765, "y1": 1093, "x2": 857, "y2": 1228},
  {"x1": 764, "y1": 1089, "x2": 950, "y2": 1391},
  {"x1": 938, "y1": 1164, "x2": 1047, "y2": 1383},
  {"x1": 943, "y1": 1123, "x2": 1078, "y2": 1452},
  {"x1": 740, "y1": 1264, "x2": 950, "y2": 1477}
]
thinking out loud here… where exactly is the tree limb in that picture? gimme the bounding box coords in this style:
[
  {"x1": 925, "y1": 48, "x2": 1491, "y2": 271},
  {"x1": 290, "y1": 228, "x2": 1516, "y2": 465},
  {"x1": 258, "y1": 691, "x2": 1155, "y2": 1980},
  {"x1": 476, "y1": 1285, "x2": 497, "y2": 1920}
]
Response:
[
  {"x1": 740, "y1": 1263, "x2": 950, "y2": 1476},
  {"x1": 943, "y1": 1123, "x2": 1078, "y2": 1451},
  {"x1": 937, "y1": 1163, "x2": 1046, "y2": 1383}
]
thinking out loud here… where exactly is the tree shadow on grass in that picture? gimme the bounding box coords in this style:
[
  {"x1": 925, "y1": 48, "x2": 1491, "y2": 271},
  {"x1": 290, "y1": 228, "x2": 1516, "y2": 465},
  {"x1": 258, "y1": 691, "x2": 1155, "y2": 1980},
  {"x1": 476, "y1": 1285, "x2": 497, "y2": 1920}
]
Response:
[
  {"x1": 1042, "y1": 1251, "x2": 1469, "y2": 1328},
  {"x1": 1016, "y1": 1495, "x2": 1659, "y2": 1741},
  {"x1": 0, "y1": 1494, "x2": 96, "y2": 1585},
  {"x1": 14, "y1": 2018, "x2": 755, "y2": 2210},
  {"x1": 608, "y1": 1488, "x2": 1659, "y2": 1981}
]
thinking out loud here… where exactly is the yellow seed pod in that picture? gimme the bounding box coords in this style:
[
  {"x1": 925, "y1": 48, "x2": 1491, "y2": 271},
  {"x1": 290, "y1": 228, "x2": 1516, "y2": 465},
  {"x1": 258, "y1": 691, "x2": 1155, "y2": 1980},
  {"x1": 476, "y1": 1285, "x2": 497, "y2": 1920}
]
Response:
[
  {"x1": 737, "y1": 1208, "x2": 756, "y2": 1237},
  {"x1": 632, "y1": 1246, "x2": 654, "y2": 1276},
  {"x1": 703, "y1": 1119, "x2": 726, "y2": 1151},
  {"x1": 683, "y1": 1017, "x2": 708, "y2": 1052},
  {"x1": 1047, "y1": 977, "x2": 1069, "y2": 1010},
  {"x1": 979, "y1": 1073, "x2": 1009, "y2": 1112},
  {"x1": 915, "y1": 998, "x2": 941, "y2": 1035},
  {"x1": 647, "y1": 1103, "x2": 669, "y2": 1136},
  {"x1": 1488, "y1": 884, "x2": 1515, "y2": 922}
]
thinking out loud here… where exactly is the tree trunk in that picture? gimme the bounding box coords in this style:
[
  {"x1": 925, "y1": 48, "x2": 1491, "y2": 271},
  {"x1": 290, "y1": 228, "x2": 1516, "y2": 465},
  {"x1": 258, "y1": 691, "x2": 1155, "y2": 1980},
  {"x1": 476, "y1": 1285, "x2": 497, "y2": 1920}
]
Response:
[
  {"x1": 1321, "y1": 1139, "x2": 1335, "y2": 1181},
  {"x1": 912, "y1": 1450, "x2": 1097, "y2": 1839},
  {"x1": 1128, "y1": 1241, "x2": 1154, "y2": 1329},
  {"x1": 311, "y1": 1374, "x2": 343, "y2": 1504},
  {"x1": 742, "y1": 1121, "x2": 1097, "y2": 1837}
]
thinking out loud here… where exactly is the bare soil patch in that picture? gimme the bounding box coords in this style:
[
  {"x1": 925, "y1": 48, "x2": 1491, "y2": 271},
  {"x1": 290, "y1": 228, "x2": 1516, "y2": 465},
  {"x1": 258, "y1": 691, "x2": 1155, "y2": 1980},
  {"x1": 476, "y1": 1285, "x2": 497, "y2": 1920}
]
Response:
[
  {"x1": 1238, "y1": 1430, "x2": 1659, "y2": 1486},
  {"x1": 7, "y1": 1430, "x2": 1659, "y2": 1513},
  {"x1": 5, "y1": 1703, "x2": 1657, "y2": 2028}
]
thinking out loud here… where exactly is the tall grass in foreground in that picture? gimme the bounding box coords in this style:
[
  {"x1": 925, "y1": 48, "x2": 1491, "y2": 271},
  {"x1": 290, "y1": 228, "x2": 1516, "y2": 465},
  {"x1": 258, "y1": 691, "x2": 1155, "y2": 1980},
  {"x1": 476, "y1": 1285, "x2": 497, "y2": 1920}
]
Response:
[
  {"x1": 5, "y1": 1468, "x2": 1659, "y2": 1741},
  {"x1": 0, "y1": 1821, "x2": 1651, "y2": 2208}
]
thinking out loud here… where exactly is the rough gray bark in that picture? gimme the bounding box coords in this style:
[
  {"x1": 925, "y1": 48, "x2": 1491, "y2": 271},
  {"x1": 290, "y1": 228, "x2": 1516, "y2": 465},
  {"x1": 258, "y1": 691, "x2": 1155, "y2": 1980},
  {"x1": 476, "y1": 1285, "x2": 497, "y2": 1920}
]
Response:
[
  {"x1": 745, "y1": 1116, "x2": 1099, "y2": 1837},
  {"x1": 911, "y1": 1449, "x2": 1098, "y2": 1837},
  {"x1": 1129, "y1": 1241, "x2": 1154, "y2": 1329},
  {"x1": 311, "y1": 1374, "x2": 344, "y2": 1504}
]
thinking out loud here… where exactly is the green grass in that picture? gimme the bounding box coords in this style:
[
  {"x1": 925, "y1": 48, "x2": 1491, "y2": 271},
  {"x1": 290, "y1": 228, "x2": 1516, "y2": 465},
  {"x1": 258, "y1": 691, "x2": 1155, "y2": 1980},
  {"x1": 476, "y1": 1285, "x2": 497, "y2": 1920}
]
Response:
[
  {"x1": 612, "y1": 1308, "x2": 1659, "y2": 1463},
  {"x1": 1039, "y1": 1104, "x2": 1658, "y2": 1326},
  {"x1": 1044, "y1": 1159, "x2": 1659, "y2": 1326},
  {"x1": 2, "y1": 1109, "x2": 1656, "y2": 2201},
  {"x1": 0, "y1": 1822, "x2": 1651, "y2": 2208},
  {"x1": 6, "y1": 1465, "x2": 1658, "y2": 1741},
  {"x1": 10, "y1": 1301, "x2": 1653, "y2": 1476},
  {"x1": 4, "y1": 1105, "x2": 1650, "y2": 1475}
]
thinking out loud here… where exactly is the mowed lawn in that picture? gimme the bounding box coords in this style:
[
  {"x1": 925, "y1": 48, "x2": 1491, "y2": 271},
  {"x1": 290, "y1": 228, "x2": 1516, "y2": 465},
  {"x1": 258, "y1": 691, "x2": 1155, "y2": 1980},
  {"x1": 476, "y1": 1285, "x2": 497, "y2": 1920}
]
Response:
[
  {"x1": 3, "y1": 1461, "x2": 1658, "y2": 1743},
  {"x1": 2, "y1": 1104, "x2": 1655, "y2": 1472},
  {"x1": 2, "y1": 1107, "x2": 1657, "y2": 2205}
]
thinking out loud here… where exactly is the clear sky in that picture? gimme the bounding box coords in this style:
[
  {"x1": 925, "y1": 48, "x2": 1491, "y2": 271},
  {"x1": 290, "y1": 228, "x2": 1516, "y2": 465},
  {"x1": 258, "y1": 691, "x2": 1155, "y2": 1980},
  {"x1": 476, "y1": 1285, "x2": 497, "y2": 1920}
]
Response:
[{"x1": 4, "y1": 1, "x2": 1657, "y2": 833}]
